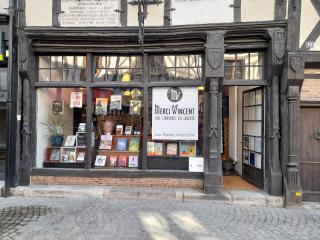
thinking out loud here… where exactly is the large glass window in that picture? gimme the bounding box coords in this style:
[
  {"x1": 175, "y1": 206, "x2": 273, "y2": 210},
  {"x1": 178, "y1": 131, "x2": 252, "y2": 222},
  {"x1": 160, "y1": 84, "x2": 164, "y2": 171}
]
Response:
[
  {"x1": 224, "y1": 52, "x2": 264, "y2": 80},
  {"x1": 94, "y1": 56, "x2": 143, "y2": 82},
  {"x1": 92, "y1": 88, "x2": 143, "y2": 169},
  {"x1": 38, "y1": 56, "x2": 86, "y2": 82},
  {"x1": 36, "y1": 88, "x2": 87, "y2": 168},
  {"x1": 150, "y1": 54, "x2": 202, "y2": 81}
]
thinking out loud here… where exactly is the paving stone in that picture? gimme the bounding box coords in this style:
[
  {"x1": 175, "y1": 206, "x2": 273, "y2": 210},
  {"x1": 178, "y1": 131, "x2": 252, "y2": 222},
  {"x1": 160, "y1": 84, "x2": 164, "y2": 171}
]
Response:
[{"x1": 0, "y1": 196, "x2": 319, "y2": 240}]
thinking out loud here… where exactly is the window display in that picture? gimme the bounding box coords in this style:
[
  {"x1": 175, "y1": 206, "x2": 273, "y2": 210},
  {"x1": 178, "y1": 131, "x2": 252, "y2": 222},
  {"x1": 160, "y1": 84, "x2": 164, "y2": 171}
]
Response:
[
  {"x1": 36, "y1": 88, "x2": 88, "y2": 168},
  {"x1": 93, "y1": 88, "x2": 143, "y2": 169},
  {"x1": 147, "y1": 87, "x2": 204, "y2": 164}
]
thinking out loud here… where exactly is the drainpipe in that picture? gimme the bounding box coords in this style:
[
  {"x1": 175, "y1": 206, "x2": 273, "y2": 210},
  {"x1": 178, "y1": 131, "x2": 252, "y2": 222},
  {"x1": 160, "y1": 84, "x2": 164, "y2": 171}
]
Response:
[{"x1": 4, "y1": 0, "x2": 17, "y2": 197}]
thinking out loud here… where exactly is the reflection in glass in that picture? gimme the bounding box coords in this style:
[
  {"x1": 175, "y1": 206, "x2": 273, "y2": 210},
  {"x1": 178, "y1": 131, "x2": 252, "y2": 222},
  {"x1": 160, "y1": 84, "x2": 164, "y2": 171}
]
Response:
[
  {"x1": 51, "y1": 69, "x2": 63, "y2": 81},
  {"x1": 39, "y1": 56, "x2": 50, "y2": 68},
  {"x1": 176, "y1": 68, "x2": 188, "y2": 80},
  {"x1": 51, "y1": 56, "x2": 63, "y2": 68},
  {"x1": 176, "y1": 55, "x2": 188, "y2": 67},
  {"x1": 164, "y1": 56, "x2": 175, "y2": 68},
  {"x1": 190, "y1": 55, "x2": 202, "y2": 67},
  {"x1": 251, "y1": 66, "x2": 263, "y2": 80},
  {"x1": 75, "y1": 56, "x2": 86, "y2": 68},
  {"x1": 250, "y1": 52, "x2": 263, "y2": 65},
  {"x1": 131, "y1": 56, "x2": 143, "y2": 68},
  {"x1": 106, "y1": 56, "x2": 118, "y2": 68},
  {"x1": 63, "y1": 56, "x2": 74, "y2": 68},
  {"x1": 237, "y1": 53, "x2": 250, "y2": 65},
  {"x1": 255, "y1": 89, "x2": 262, "y2": 104},
  {"x1": 190, "y1": 68, "x2": 201, "y2": 80},
  {"x1": 106, "y1": 69, "x2": 117, "y2": 81},
  {"x1": 39, "y1": 69, "x2": 50, "y2": 81},
  {"x1": 118, "y1": 57, "x2": 130, "y2": 68},
  {"x1": 164, "y1": 68, "x2": 175, "y2": 81}
]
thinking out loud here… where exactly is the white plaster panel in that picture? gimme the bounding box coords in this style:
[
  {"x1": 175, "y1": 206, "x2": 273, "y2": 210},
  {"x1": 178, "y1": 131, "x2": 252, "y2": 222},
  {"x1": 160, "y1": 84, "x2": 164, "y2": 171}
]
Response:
[
  {"x1": 0, "y1": 0, "x2": 9, "y2": 15},
  {"x1": 241, "y1": 0, "x2": 275, "y2": 22},
  {"x1": 171, "y1": 0, "x2": 234, "y2": 25},
  {"x1": 26, "y1": 0, "x2": 52, "y2": 26},
  {"x1": 127, "y1": 3, "x2": 164, "y2": 26},
  {"x1": 300, "y1": 0, "x2": 320, "y2": 50}
]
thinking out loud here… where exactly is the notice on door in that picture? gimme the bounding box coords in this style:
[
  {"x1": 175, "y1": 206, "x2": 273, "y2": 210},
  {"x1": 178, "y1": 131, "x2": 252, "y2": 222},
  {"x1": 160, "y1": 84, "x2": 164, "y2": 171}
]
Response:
[
  {"x1": 60, "y1": 0, "x2": 120, "y2": 27},
  {"x1": 152, "y1": 87, "x2": 198, "y2": 140}
]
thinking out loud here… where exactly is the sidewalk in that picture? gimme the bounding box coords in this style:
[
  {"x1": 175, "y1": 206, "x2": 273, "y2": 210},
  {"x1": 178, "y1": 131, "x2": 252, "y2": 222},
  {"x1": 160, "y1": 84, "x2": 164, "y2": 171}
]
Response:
[{"x1": 1, "y1": 184, "x2": 284, "y2": 207}]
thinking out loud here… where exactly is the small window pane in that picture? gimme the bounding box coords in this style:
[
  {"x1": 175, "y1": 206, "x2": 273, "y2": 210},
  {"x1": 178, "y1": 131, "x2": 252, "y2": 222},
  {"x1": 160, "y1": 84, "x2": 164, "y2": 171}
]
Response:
[
  {"x1": 176, "y1": 68, "x2": 188, "y2": 80},
  {"x1": 256, "y1": 90, "x2": 262, "y2": 104},
  {"x1": 255, "y1": 106, "x2": 262, "y2": 121},
  {"x1": 106, "y1": 57, "x2": 118, "y2": 68},
  {"x1": 250, "y1": 66, "x2": 263, "y2": 80},
  {"x1": 176, "y1": 55, "x2": 188, "y2": 67},
  {"x1": 249, "y1": 92, "x2": 256, "y2": 105},
  {"x1": 118, "y1": 69, "x2": 131, "y2": 82},
  {"x1": 51, "y1": 69, "x2": 63, "y2": 81},
  {"x1": 39, "y1": 69, "x2": 50, "y2": 81},
  {"x1": 95, "y1": 69, "x2": 106, "y2": 81},
  {"x1": 190, "y1": 68, "x2": 201, "y2": 80},
  {"x1": 63, "y1": 56, "x2": 74, "y2": 68},
  {"x1": 164, "y1": 56, "x2": 175, "y2": 68},
  {"x1": 106, "y1": 69, "x2": 117, "y2": 81},
  {"x1": 237, "y1": 53, "x2": 250, "y2": 66},
  {"x1": 131, "y1": 69, "x2": 142, "y2": 82},
  {"x1": 241, "y1": 66, "x2": 250, "y2": 80},
  {"x1": 118, "y1": 57, "x2": 130, "y2": 68},
  {"x1": 131, "y1": 56, "x2": 142, "y2": 68},
  {"x1": 250, "y1": 53, "x2": 263, "y2": 66},
  {"x1": 75, "y1": 56, "x2": 86, "y2": 68},
  {"x1": 190, "y1": 55, "x2": 202, "y2": 67},
  {"x1": 74, "y1": 69, "x2": 86, "y2": 82},
  {"x1": 63, "y1": 69, "x2": 74, "y2": 82},
  {"x1": 39, "y1": 56, "x2": 50, "y2": 68},
  {"x1": 244, "y1": 93, "x2": 250, "y2": 106},
  {"x1": 164, "y1": 68, "x2": 175, "y2": 80},
  {"x1": 51, "y1": 56, "x2": 63, "y2": 68}
]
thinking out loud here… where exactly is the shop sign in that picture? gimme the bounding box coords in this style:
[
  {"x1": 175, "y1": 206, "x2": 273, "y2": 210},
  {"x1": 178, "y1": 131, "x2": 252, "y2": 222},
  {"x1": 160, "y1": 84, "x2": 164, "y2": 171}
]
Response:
[
  {"x1": 189, "y1": 157, "x2": 204, "y2": 172},
  {"x1": 60, "y1": 0, "x2": 120, "y2": 27},
  {"x1": 152, "y1": 87, "x2": 198, "y2": 140}
]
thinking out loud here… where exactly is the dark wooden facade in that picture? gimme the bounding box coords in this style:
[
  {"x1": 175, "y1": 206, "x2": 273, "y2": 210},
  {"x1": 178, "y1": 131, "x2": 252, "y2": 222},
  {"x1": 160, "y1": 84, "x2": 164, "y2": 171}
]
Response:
[{"x1": 4, "y1": 0, "x2": 320, "y2": 205}]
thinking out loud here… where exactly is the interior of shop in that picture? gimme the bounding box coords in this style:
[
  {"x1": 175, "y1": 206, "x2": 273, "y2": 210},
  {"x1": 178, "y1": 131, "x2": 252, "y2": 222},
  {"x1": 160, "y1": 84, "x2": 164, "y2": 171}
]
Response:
[{"x1": 222, "y1": 85, "x2": 264, "y2": 190}]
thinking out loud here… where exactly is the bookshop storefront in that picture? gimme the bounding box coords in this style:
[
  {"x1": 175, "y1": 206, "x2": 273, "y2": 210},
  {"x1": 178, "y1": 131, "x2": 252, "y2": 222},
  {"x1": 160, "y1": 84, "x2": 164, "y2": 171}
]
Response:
[
  {"x1": 18, "y1": 25, "x2": 281, "y2": 194},
  {"x1": 35, "y1": 54, "x2": 204, "y2": 171}
]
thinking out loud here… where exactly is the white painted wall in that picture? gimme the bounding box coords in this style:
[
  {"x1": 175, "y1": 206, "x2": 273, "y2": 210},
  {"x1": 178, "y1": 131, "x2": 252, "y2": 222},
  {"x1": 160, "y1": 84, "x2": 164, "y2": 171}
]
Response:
[
  {"x1": 0, "y1": 0, "x2": 9, "y2": 15},
  {"x1": 171, "y1": 0, "x2": 234, "y2": 25},
  {"x1": 26, "y1": 0, "x2": 52, "y2": 26},
  {"x1": 241, "y1": 0, "x2": 275, "y2": 22},
  {"x1": 300, "y1": 0, "x2": 320, "y2": 50},
  {"x1": 127, "y1": 4, "x2": 164, "y2": 26}
]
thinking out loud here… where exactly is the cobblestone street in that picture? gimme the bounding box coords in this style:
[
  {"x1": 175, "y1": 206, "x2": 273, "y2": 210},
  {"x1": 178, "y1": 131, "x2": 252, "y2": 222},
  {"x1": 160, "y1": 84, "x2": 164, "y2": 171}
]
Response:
[{"x1": 0, "y1": 197, "x2": 319, "y2": 240}]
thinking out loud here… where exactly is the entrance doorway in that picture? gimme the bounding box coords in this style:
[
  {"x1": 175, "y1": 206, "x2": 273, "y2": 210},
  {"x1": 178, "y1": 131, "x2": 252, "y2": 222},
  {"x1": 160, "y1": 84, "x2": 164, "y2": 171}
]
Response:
[
  {"x1": 300, "y1": 107, "x2": 320, "y2": 201},
  {"x1": 221, "y1": 86, "x2": 264, "y2": 190}
]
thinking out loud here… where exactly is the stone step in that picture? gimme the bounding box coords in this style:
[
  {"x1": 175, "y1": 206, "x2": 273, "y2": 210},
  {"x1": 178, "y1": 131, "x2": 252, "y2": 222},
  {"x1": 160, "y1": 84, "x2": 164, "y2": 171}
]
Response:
[{"x1": 1, "y1": 184, "x2": 284, "y2": 207}]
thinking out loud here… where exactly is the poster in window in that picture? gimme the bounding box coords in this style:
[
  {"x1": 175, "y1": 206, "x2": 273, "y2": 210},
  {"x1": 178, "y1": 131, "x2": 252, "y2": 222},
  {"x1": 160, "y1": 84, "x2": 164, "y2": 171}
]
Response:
[
  {"x1": 110, "y1": 95, "x2": 122, "y2": 110},
  {"x1": 70, "y1": 92, "x2": 83, "y2": 108},
  {"x1": 130, "y1": 100, "x2": 142, "y2": 115},
  {"x1": 52, "y1": 100, "x2": 64, "y2": 115},
  {"x1": 152, "y1": 87, "x2": 198, "y2": 140},
  {"x1": 95, "y1": 98, "x2": 108, "y2": 115},
  {"x1": 95, "y1": 155, "x2": 107, "y2": 167}
]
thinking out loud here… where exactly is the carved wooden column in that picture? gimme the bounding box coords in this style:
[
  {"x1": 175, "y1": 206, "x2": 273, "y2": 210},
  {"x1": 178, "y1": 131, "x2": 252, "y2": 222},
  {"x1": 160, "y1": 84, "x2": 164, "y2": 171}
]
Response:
[
  {"x1": 204, "y1": 32, "x2": 224, "y2": 194},
  {"x1": 284, "y1": 53, "x2": 304, "y2": 205},
  {"x1": 265, "y1": 28, "x2": 286, "y2": 196}
]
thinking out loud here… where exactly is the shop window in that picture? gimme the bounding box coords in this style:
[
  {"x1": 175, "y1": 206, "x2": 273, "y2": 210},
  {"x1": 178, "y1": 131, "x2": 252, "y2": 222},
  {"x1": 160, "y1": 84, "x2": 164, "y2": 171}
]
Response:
[
  {"x1": 38, "y1": 56, "x2": 86, "y2": 82},
  {"x1": 36, "y1": 88, "x2": 87, "y2": 168},
  {"x1": 94, "y1": 56, "x2": 143, "y2": 82},
  {"x1": 150, "y1": 54, "x2": 202, "y2": 81},
  {"x1": 93, "y1": 88, "x2": 143, "y2": 169},
  {"x1": 147, "y1": 87, "x2": 204, "y2": 170},
  {"x1": 224, "y1": 52, "x2": 264, "y2": 80}
]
